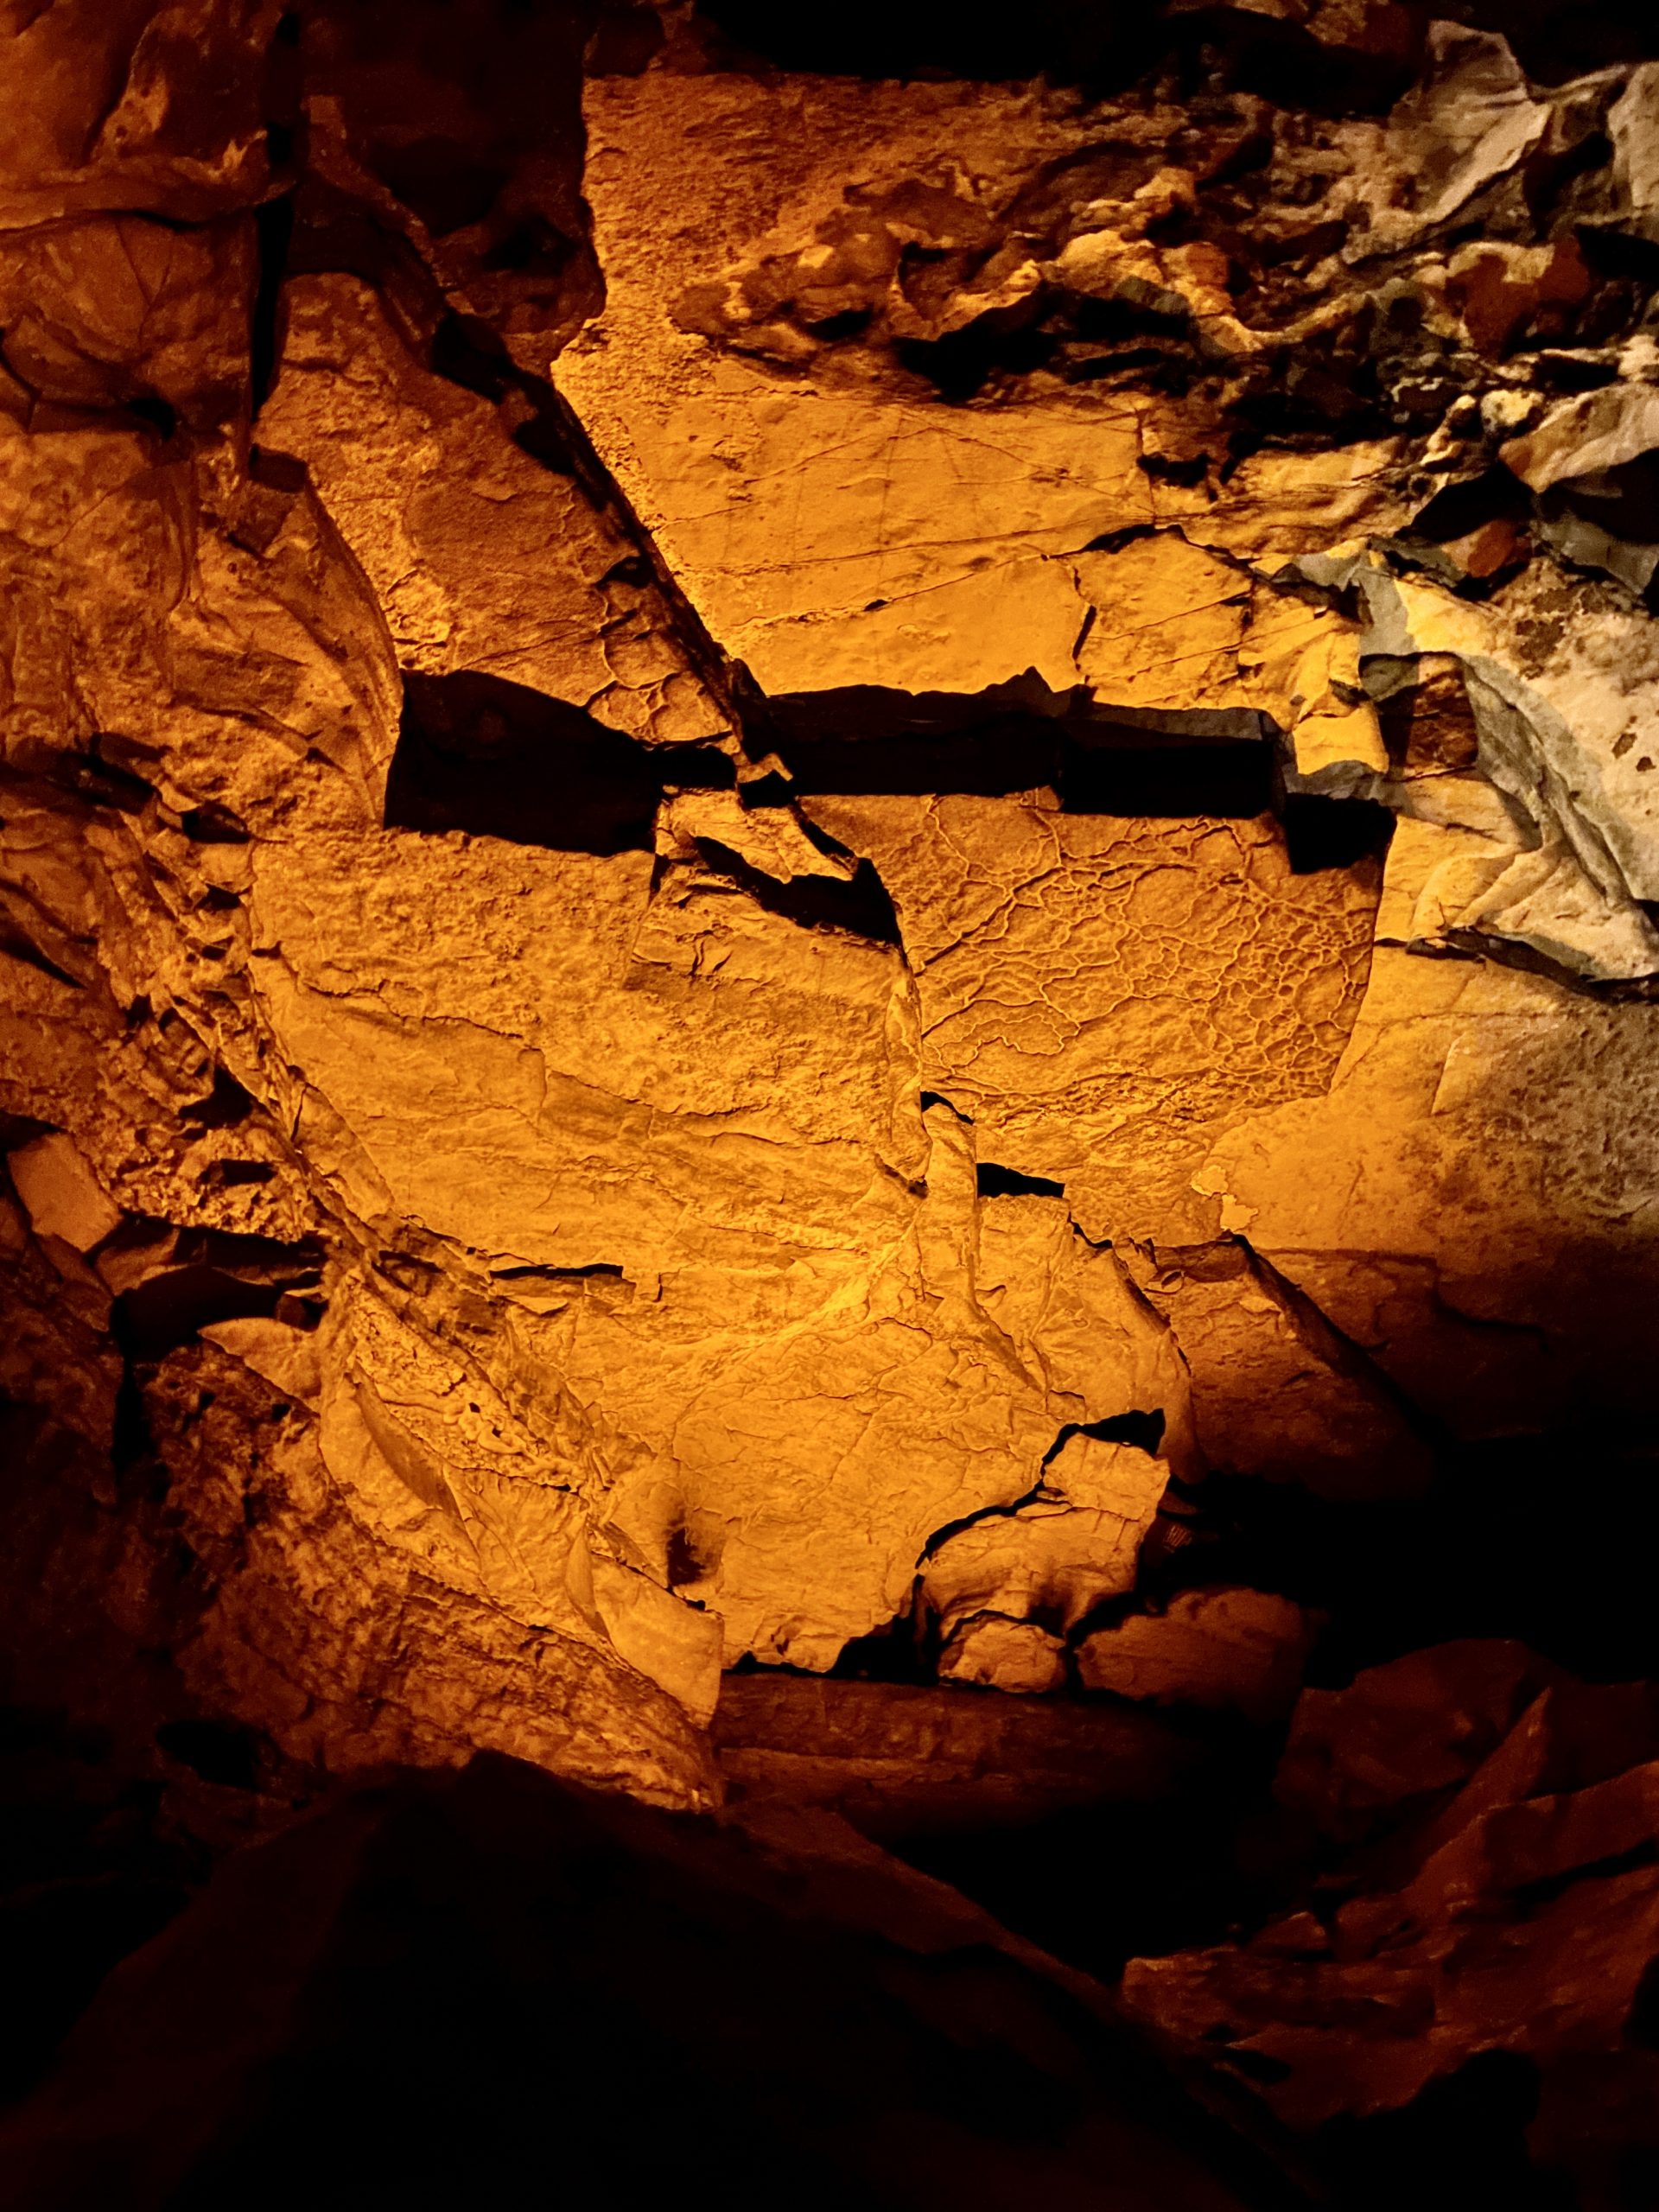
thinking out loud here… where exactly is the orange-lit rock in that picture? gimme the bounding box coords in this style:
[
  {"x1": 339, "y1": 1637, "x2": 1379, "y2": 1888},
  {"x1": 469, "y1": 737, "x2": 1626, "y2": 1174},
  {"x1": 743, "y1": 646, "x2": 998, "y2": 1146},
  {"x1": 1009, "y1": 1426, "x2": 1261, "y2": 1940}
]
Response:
[{"x1": 5, "y1": 0, "x2": 1659, "y2": 1904}]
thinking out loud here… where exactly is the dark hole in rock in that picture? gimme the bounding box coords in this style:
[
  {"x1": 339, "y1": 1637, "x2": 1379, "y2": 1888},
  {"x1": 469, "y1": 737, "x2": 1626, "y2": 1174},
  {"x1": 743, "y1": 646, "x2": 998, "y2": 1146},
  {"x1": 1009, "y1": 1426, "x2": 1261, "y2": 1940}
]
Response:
[
  {"x1": 1549, "y1": 452, "x2": 1659, "y2": 552},
  {"x1": 1317, "y1": 2050, "x2": 1556, "y2": 2212},
  {"x1": 154, "y1": 1719, "x2": 263, "y2": 1792},
  {"x1": 111, "y1": 1366, "x2": 153, "y2": 1471},
  {"x1": 1082, "y1": 1408, "x2": 1166, "y2": 1455},
  {"x1": 775, "y1": 716, "x2": 1065, "y2": 798},
  {"x1": 0, "y1": 1869, "x2": 191, "y2": 2105},
  {"x1": 976, "y1": 1162, "x2": 1065, "y2": 1199},
  {"x1": 428, "y1": 309, "x2": 514, "y2": 401},
  {"x1": 180, "y1": 1068, "x2": 258, "y2": 1130},
  {"x1": 1166, "y1": 1440, "x2": 1659, "y2": 1688},
  {"x1": 251, "y1": 196, "x2": 294, "y2": 416},
  {"x1": 0, "y1": 1112, "x2": 54, "y2": 1152},
  {"x1": 179, "y1": 800, "x2": 249, "y2": 845},
  {"x1": 696, "y1": 0, "x2": 1168, "y2": 88},
  {"x1": 772, "y1": 702, "x2": 1282, "y2": 817},
  {"x1": 124, "y1": 395, "x2": 178, "y2": 442},
  {"x1": 262, "y1": 10, "x2": 302, "y2": 171},
  {"x1": 0, "y1": 926, "x2": 81, "y2": 990},
  {"x1": 1061, "y1": 735, "x2": 1275, "y2": 818},
  {"x1": 1282, "y1": 795, "x2": 1394, "y2": 874},
  {"x1": 175, "y1": 1226, "x2": 323, "y2": 1281},
  {"x1": 694, "y1": 840, "x2": 902, "y2": 944},
  {"x1": 829, "y1": 1618, "x2": 939, "y2": 1683},
  {"x1": 199, "y1": 1160, "x2": 276, "y2": 1191},
  {"x1": 1408, "y1": 467, "x2": 1533, "y2": 545},
  {"x1": 386, "y1": 668, "x2": 729, "y2": 855},
  {"x1": 367, "y1": 137, "x2": 510, "y2": 238},
  {"x1": 894, "y1": 324, "x2": 1059, "y2": 403},
  {"x1": 47, "y1": 752, "x2": 154, "y2": 814},
  {"x1": 114, "y1": 1269, "x2": 285, "y2": 1362},
  {"x1": 1529, "y1": 350, "x2": 1620, "y2": 393}
]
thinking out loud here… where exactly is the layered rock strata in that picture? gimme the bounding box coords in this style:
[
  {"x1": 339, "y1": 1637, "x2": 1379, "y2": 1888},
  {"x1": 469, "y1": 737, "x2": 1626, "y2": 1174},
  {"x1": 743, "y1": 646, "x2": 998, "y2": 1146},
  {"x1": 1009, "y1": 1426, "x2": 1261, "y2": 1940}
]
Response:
[{"x1": 4, "y1": 2, "x2": 1659, "y2": 1807}]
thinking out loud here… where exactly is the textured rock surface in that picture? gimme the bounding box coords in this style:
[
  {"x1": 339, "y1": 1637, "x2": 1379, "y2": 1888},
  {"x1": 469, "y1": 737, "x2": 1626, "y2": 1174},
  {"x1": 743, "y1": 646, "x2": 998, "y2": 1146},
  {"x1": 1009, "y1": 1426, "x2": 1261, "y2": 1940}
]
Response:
[
  {"x1": 1122, "y1": 1640, "x2": 1659, "y2": 2202},
  {"x1": 5, "y1": 0, "x2": 1659, "y2": 2028},
  {"x1": 13, "y1": 8, "x2": 1659, "y2": 2204},
  {"x1": 1076, "y1": 1586, "x2": 1317, "y2": 1723}
]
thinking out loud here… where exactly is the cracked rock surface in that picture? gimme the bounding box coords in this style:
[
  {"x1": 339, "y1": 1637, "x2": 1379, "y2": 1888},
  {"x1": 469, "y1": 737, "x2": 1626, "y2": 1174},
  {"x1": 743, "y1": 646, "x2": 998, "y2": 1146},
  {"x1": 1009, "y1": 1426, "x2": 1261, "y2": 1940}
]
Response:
[
  {"x1": 7, "y1": 10, "x2": 1659, "y2": 2193},
  {"x1": 7, "y1": 0, "x2": 1659, "y2": 1744}
]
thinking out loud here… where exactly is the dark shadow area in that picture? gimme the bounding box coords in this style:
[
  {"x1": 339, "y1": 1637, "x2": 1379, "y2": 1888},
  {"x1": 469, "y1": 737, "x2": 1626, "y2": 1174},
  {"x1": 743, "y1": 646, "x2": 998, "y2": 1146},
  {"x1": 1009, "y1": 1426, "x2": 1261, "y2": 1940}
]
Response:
[
  {"x1": 773, "y1": 713, "x2": 1281, "y2": 818},
  {"x1": 976, "y1": 1161, "x2": 1065, "y2": 1199},
  {"x1": 1282, "y1": 794, "x2": 1395, "y2": 874},
  {"x1": 106, "y1": 1228, "x2": 323, "y2": 1363},
  {"x1": 178, "y1": 1068, "x2": 258, "y2": 1130},
  {"x1": 0, "y1": 1753, "x2": 1309, "y2": 2211},
  {"x1": 1064, "y1": 731, "x2": 1276, "y2": 818},
  {"x1": 385, "y1": 668, "x2": 730, "y2": 854},
  {"x1": 1138, "y1": 1438, "x2": 1659, "y2": 1689},
  {"x1": 153, "y1": 1719, "x2": 262, "y2": 1794},
  {"x1": 696, "y1": 0, "x2": 1171, "y2": 89},
  {"x1": 772, "y1": 714, "x2": 1065, "y2": 798},
  {"x1": 903, "y1": 1776, "x2": 1576, "y2": 2211},
  {"x1": 1319, "y1": 2053, "x2": 1570, "y2": 2212},
  {"x1": 897, "y1": 1743, "x2": 1295, "y2": 1982},
  {"x1": 250, "y1": 197, "x2": 295, "y2": 418},
  {"x1": 0, "y1": 1707, "x2": 197, "y2": 2109},
  {"x1": 696, "y1": 0, "x2": 1422, "y2": 109},
  {"x1": 693, "y1": 841, "x2": 903, "y2": 944},
  {"x1": 391, "y1": 672, "x2": 1371, "y2": 861}
]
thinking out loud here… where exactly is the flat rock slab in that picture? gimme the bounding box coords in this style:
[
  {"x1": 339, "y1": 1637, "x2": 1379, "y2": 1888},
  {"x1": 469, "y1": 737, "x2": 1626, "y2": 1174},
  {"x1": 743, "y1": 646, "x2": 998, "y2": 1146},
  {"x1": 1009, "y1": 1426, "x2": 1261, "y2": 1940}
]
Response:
[{"x1": 712, "y1": 1671, "x2": 1203, "y2": 1834}]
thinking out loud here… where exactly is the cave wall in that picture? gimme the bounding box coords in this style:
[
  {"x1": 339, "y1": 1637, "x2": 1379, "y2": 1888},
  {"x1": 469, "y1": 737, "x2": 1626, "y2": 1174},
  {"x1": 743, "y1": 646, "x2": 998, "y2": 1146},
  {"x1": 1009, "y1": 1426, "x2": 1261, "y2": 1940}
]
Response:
[{"x1": 4, "y1": 0, "x2": 1659, "y2": 1814}]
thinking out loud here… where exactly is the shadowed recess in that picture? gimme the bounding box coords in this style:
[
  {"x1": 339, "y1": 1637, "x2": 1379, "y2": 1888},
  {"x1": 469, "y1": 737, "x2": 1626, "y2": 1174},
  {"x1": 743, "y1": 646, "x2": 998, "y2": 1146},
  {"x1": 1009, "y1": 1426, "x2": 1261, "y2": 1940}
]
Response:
[{"x1": 385, "y1": 668, "x2": 731, "y2": 853}]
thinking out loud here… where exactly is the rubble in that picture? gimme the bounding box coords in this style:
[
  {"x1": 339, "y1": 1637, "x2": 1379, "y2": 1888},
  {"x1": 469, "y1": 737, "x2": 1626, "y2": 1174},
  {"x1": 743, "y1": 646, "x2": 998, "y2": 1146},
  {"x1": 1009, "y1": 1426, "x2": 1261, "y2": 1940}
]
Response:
[{"x1": 1122, "y1": 1639, "x2": 1659, "y2": 2200}]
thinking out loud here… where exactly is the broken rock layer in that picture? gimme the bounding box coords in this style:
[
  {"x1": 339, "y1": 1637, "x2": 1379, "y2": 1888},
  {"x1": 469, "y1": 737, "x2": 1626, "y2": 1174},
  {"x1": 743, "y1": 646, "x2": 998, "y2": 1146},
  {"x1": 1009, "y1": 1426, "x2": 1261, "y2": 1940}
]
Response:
[{"x1": 4, "y1": 3, "x2": 1659, "y2": 1804}]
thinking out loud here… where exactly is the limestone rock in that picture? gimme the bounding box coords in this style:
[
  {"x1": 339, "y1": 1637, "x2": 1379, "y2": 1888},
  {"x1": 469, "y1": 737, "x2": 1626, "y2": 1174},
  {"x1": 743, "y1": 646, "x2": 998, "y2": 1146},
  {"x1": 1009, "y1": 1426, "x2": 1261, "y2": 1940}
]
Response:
[
  {"x1": 1121, "y1": 1642, "x2": 1659, "y2": 2201},
  {"x1": 938, "y1": 1614, "x2": 1068, "y2": 1695},
  {"x1": 8, "y1": 0, "x2": 1659, "y2": 1920},
  {"x1": 258, "y1": 271, "x2": 729, "y2": 750},
  {"x1": 710, "y1": 1673, "x2": 1200, "y2": 1834},
  {"x1": 919, "y1": 1436, "x2": 1170, "y2": 1644},
  {"x1": 1122, "y1": 1236, "x2": 1432, "y2": 1502},
  {"x1": 1075, "y1": 1588, "x2": 1318, "y2": 1724},
  {"x1": 804, "y1": 795, "x2": 1382, "y2": 1247},
  {"x1": 0, "y1": 1751, "x2": 1272, "y2": 2212}
]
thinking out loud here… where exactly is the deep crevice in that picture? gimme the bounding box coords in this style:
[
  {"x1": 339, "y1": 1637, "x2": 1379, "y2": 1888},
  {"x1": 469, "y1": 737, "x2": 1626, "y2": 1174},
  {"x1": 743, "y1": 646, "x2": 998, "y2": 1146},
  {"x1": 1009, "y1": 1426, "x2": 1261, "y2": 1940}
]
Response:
[
  {"x1": 385, "y1": 668, "x2": 729, "y2": 855},
  {"x1": 976, "y1": 1162, "x2": 1065, "y2": 1200},
  {"x1": 251, "y1": 196, "x2": 295, "y2": 420}
]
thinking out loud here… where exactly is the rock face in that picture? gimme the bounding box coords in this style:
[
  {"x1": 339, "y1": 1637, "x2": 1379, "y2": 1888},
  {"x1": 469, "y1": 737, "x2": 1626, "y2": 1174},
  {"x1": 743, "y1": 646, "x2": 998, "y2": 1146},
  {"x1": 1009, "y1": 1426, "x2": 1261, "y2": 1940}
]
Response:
[
  {"x1": 6, "y1": 0, "x2": 1659, "y2": 1926},
  {"x1": 1122, "y1": 1640, "x2": 1659, "y2": 2203},
  {"x1": 0, "y1": 1751, "x2": 1274, "y2": 2212}
]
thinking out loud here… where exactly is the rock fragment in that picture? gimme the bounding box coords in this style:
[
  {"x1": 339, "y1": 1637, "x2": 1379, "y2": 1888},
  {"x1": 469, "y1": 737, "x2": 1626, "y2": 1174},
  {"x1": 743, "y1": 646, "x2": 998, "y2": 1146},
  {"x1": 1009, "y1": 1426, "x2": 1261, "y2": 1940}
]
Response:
[
  {"x1": 1076, "y1": 1587, "x2": 1317, "y2": 1724},
  {"x1": 1122, "y1": 1640, "x2": 1659, "y2": 2199}
]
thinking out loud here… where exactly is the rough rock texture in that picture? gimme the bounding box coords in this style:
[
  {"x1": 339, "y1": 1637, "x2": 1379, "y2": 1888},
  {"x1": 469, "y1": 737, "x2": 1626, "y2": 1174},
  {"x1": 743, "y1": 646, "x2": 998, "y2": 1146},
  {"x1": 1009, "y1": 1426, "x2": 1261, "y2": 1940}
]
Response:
[
  {"x1": 1076, "y1": 1586, "x2": 1317, "y2": 1722},
  {"x1": 7, "y1": 5, "x2": 1659, "y2": 2113},
  {"x1": 1122, "y1": 1639, "x2": 1659, "y2": 2204},
  {"x1": 710, "y1": 1670, "x2": 1202, "y2": 1832},
  {"x1": 13, "y1": 7, "x2": 1659, "y2": 2202}
]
